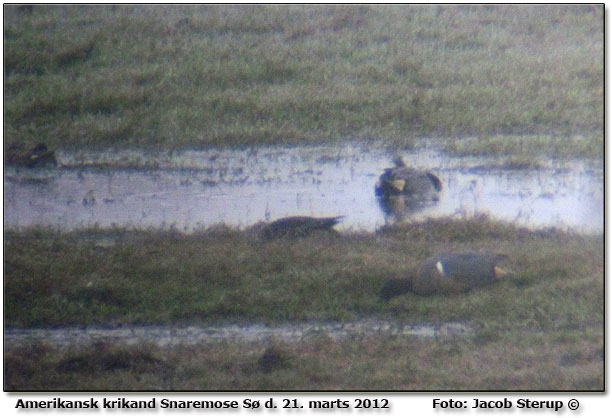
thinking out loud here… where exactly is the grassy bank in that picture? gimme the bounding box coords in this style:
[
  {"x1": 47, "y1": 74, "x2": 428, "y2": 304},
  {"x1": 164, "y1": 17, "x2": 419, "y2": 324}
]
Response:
[
  {"x1": 4, "y1": 218, "x2": 603, "y2": 390},
  {"x1": 4, "y1": 4, "x2": 603, "y2": 152},
  {"x1": 5, "y1": 328, "x2": 603, "y2": 391},
  {"x1": 4, "y1": 218, "x2": 602, "y2": 328}
]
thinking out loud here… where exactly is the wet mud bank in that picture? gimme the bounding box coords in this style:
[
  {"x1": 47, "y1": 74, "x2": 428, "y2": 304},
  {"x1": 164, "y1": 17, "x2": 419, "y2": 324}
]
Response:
[{"x1": 4, "y1": 321, "x2": 471, "y2": 349}]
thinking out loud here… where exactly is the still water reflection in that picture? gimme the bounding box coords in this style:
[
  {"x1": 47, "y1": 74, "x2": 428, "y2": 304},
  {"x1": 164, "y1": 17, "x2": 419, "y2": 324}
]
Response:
[{"x1": 3, "y1": 144, "x2": 603, "y2": 233}]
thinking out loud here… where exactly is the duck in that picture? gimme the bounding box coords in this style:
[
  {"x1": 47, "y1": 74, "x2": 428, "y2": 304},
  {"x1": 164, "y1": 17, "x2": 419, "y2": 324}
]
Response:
[
  {"x1": 259, "y1": 216, "x2": 343, "y2": 240},
  {"x1": 5, "y1": 143, "x2": 57, "y2": 168},
  {"x1": 375, "y1": 157, "x2": 442, "y2": 202},
  {"x1": 380, "y1": 252, "x2": 509, "y2": 300}
]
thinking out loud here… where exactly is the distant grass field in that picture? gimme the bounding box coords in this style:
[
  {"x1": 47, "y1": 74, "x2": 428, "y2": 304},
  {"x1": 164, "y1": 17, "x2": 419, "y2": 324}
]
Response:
[
  {"x1": 4, "y1": 219, "x2": 603, "y2": 390},
  {"x1": 3, "y1": 4, "x2": 603, "y2": 152}
]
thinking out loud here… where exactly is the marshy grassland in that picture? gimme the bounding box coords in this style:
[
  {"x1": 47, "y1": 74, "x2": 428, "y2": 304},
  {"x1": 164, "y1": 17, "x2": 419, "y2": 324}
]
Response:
[
  {"x1": 4, "y1": 328, "x2": 603, "y2": 391},
  {"x1": 3, "y1": 4, "x2": 604, "y2": 391},
  {"x1": 4, "y1": 218, "x2": 603, "y2": 390},
  {"x1": 3, "y1": 4, "x2": 603, "y2": 154}
]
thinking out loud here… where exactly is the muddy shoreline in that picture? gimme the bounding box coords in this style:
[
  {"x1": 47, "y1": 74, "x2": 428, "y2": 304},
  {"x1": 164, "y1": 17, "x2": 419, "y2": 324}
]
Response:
[{"x1": 5, "y1": 321, "x2": 471, "y2": 348}]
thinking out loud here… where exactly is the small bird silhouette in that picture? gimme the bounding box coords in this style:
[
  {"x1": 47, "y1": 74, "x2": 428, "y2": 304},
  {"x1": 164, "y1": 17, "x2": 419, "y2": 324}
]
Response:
[
  {"x1": 259, "y1": 216, "x2": 343, "y2": 240},
  {"x1": 6, "y1": 143, "x2": 57, "y2": 168}
]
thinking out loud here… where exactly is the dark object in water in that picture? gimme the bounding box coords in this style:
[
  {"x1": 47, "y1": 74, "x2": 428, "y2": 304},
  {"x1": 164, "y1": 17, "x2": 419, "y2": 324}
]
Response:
[
  {"x1": 375, "y1": 157, "x2": 442, "y2": 202},
  {"x1": 260, "y1": 216, "x2": 343, "y2": 239},
  {"x1": 82, "y1": 190, "x2": 96, "y2": 207},
  {"x1": 381, "y1": 252, "x2": 509, "y2": 300},
  {"x1": 5, "y1": 143, "x2": 57, "y2": 168}
]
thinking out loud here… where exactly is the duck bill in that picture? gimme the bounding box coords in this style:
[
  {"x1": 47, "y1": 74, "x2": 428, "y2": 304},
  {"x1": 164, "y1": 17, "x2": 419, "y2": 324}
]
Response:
[
  {"x1": 493, "y1": 266, "x2": 508, "y2": 279},
  {"x1": 391, "y1": 179, "x2": 406, "y2": 192}
]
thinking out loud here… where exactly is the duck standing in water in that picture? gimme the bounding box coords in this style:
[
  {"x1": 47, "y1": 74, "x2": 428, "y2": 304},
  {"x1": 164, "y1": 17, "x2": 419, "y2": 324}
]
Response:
[
  {"x1": 259, "y1": 216, "x2": 343, "y2": 240},
  {"x1": 5, "y1": 143, "x2": 57, "y2": 168},
  {"x1": 380, "y1": 252, "x2": 509, "y2": 300},
  {"x1": 375, "y1": 157, "x2": 442, "y2": 203}
]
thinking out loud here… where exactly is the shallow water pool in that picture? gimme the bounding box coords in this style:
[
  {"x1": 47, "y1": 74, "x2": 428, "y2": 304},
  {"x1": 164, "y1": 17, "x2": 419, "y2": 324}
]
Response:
[{"x1": 4, "y1": 144, "x2": 603, "y2": 233}]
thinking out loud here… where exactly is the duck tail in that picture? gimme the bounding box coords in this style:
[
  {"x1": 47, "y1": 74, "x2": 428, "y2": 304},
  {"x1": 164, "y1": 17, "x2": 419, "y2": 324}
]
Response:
[
  {"x1": 380, "y1": 278, "x2": 413, "y2": 301},
  {"x1": 318, "y1": 216, "x2": 344, "y2": 229},
  {"x1": 426, "y1": 172, "x2": 443, "y2": 191}
]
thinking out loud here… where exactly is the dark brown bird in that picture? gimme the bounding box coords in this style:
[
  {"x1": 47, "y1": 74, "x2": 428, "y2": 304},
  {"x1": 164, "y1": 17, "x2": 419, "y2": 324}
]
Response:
[
  {"x1": 260, "y1": 216, "x2": 343, "y2": 240},
  {"x1": 381, "y1": 252, "x2": 509, "y2": 300},
  {"x1": 375, "y1": 157, "x2": 442, "y2": 202},
  {"x1": 6, "y1": 143, "x2": 57, "y2": 168}
]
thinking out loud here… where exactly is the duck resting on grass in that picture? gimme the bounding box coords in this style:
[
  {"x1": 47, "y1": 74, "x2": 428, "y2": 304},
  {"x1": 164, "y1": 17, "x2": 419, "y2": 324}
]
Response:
[
  {"x1": 5, "y1": 143, "x2": 57, "y2": 168},
  {"x1": 259, "y1": 216, "x2": 343, "y2": 240},
  {"x1": 380, "y1": 252, "x2": 509, "y2": 300},
  {"x1": 375, "y1": 157, "x2": 442, "y2": 203}
]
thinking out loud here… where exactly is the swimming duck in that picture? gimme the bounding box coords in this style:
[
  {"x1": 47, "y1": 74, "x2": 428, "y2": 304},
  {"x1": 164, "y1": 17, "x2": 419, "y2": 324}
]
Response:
[
  {"x1": 380, "y1": 252, "x2": 509, "y2": 300},
  {"x1": 375, "y1": 157, "x2": 442, "y2": 202},
  {"x1": 260, "y1": 216, "x2": 343, "y2": 240},
  {"x1": 5, "y1": 143, "x2": 57, "y2": 168}
]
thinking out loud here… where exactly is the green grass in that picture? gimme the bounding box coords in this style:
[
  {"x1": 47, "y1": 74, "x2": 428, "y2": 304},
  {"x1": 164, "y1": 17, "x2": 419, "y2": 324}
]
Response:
[
  {"x1": 4, "y1": 218, "x2": 602, "y2": 328},
  {"x1": 3, "y1": 4, "x2": 603, "y2": 390},
  {"x1": 3, "y1": 4, "x2": 603, "y2": 152},
  {"x1": 439, "y1": 133, "x2": 603, "y2": 161},
  {"x1": 4, "y1": 326, "x2": 603, "y2": 391},
  {"x1": 3, "y1": 219, "x2": 603, "y2": 390}
]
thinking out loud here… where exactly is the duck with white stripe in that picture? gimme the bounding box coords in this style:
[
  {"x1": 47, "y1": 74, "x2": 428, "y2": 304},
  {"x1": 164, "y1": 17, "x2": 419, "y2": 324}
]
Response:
[{"x1": 380, "y1": 252, "x2": 509, "y2": 300}]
